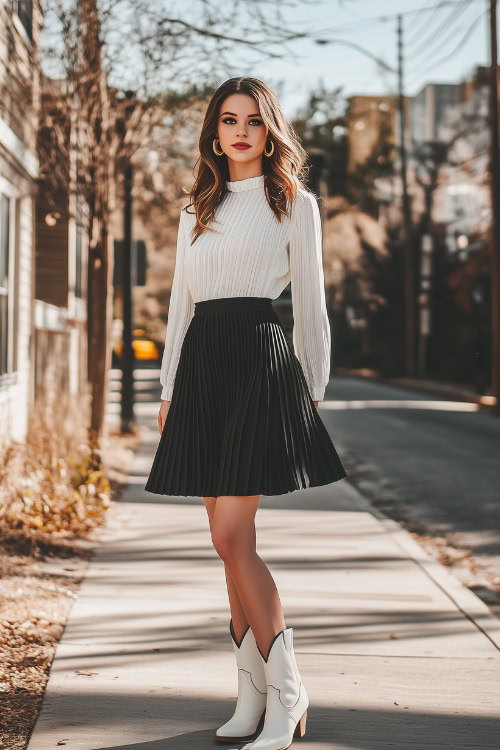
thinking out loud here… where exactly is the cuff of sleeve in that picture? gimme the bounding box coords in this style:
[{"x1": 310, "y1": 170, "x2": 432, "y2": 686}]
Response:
[
  {"x1": 311, "y1": 385, "x2": 325, "y2": 401},
  {"x1": 161, "y1": 384, "x2": 173, "y2": 401}
]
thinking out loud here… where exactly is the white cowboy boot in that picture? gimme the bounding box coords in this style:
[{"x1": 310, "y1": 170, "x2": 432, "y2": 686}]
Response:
[
  {"x1": 215, "y1": 619, "x2": 267, "y2": 743},
  {"x1": 238, "y1": 626, "x2": 309, "y2": 750}
]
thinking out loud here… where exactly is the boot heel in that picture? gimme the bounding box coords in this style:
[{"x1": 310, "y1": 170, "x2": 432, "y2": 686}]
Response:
[{"x1": 294, "y1": 709, "x2": 307, "y2": 738}]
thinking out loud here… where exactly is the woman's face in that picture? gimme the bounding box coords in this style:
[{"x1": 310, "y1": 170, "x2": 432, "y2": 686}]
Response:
[{"x1": 217, "y1": 93, "x2": 268, "y2": 164}]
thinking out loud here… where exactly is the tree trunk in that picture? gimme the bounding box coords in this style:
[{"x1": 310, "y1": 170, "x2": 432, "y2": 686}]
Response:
[
  {"x1": 87, "y1": 224, "x2": 113, "y2": 442},
  {"x1": 81, "y1": 0, "x2": 113, "y2": 441}
]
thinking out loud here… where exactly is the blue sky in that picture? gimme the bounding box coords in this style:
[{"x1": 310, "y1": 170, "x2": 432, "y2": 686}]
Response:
[{"x1": 242, "y1": 0, "x2": 490, "y2": 117}]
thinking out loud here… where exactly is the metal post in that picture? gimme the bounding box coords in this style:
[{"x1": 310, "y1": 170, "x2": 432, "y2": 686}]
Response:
[
  {"x1": 489, "y1": 0, "x2": 500, "y2": 410},
  {"x1": 398, "y1": 14, "x2": 416, "y2": 376},
  {"x1": 121, "y1": 158, "x2": 134, "y2": 432}
]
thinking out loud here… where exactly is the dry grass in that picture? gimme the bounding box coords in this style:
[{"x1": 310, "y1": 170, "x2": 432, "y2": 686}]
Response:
[
  {"x1": 0, "y1": 389, "x2": 138, "y2": 750},
  {"x1": 0, "y1": 392, "x2": 111, "y2": 541},
  {"x1": 0, "y1": 534, "x2": 92, "y2": 750}
]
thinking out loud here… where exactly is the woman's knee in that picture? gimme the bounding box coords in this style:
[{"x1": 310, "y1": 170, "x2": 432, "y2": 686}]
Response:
[
  {"x1": 210, "y1": 495, "x2": 259, "y2": 563},
  {"x1": 211, "y1": 526, "x2": 237, "y2": 563},
  {"x1": 211, "y1": 525, "x2": 255, "y2": 566}
]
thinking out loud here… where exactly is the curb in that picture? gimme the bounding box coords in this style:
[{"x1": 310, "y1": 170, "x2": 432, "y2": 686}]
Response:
[
  {"x1": 343, "y1": 479, "x2": 500, "y2": 654},
  {"x1": 334, "y1": 368, "x2": 496, "y2": 411}
]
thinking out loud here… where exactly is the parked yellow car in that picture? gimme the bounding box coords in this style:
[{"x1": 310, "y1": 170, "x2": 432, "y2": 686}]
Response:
[{"x1": 114, "y1": 329, "x2": 160, "y2": 361}]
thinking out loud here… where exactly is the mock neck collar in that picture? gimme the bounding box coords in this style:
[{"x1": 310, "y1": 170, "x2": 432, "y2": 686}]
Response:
[{"x1": 226, "y1": 174, "x2": 265, "y2": 192}]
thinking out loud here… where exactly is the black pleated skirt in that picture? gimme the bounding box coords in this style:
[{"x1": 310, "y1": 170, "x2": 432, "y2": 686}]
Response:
[{"x1": 144, "y1": 296, "x2": 347, "y2": 497}]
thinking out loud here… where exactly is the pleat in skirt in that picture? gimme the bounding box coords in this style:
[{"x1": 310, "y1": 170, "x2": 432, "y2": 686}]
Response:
[{"x1": 144, "y1": 296, "x2": 347, "y2": 497}]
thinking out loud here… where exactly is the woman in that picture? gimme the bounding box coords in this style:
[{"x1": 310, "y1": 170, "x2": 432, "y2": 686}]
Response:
[{"x1": 145, "y1": 77, "x2": 347, "y2": 750}]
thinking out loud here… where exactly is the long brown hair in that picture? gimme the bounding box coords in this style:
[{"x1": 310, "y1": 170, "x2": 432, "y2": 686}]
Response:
[{"x1": 184, "y1": 77, "x2": 311, "y2": 243}]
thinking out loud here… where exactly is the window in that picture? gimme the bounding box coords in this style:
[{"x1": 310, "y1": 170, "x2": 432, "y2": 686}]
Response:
[
  {"x1": 12, "y1": 0, "x2": 32, "y2": 41},
  {"x1": 75, "y1": 213, "x2": 82, "y2": 299},
  {"x1": 74, "y1": 130, "x2": 83, "y2": 299},
  {"x1": 0, "y1": 194, "x2": 11, "y2": 376}
]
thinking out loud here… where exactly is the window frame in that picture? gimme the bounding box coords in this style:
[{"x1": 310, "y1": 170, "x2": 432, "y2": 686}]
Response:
[
  {"x1": 0, "y1": 179, "x2": 17, "y2": 384},
  {"x1": 11, "y1": 0, "x2": 33, "y2": 46}
]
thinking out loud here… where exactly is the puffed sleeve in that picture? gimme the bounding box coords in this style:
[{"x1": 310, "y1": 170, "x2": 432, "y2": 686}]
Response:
[
  {"x1": 288, "y1": 189, "x2": 331, "y2": 402},
  {"x1": 159, "y1": 207, "x2": 195, "y2": 401}
]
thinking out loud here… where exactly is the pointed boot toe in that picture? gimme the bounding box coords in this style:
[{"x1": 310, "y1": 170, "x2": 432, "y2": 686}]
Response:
[{"x1": 215, "y1": 619, "x2": 267, "y2": 743}]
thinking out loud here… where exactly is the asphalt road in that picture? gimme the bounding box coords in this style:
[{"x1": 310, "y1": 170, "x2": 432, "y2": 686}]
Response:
[{"x1": 322, "y1": 374, "x2": 500, "y2": 616}]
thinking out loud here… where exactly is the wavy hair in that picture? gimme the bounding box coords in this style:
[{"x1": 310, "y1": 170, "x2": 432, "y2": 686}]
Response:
[{"x1": 183, "y1": 77, "x2": 311, "y2": 244}]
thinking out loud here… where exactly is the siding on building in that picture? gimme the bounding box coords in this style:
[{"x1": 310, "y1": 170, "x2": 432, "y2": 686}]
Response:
[
  {"x1": 0, "y1": 186, "x2": 34, "y2": 443},
  {"x1": 35, "y1": 186, "x2": 70, "y2": 307},
  {"x1": 34, "y1": 81, "x2": 89, "y2": 405},
  {"x1": 0, "y1": 0, "x2": 41, "y2": 445}
]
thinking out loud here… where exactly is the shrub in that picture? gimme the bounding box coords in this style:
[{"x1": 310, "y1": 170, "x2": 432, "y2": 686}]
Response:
[{"x1": 0, "y1": 388, "x2": 111, "y2": 540}]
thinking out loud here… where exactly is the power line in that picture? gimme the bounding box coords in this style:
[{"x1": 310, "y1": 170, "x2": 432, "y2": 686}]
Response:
[
  {"x1": 309, "y1": 0, "x2": 485, "y2": 39},
  {"x1": 406, "y1": 1, "x2": 470, "y2": 57},
  {"x1": 420, "y1": 11, "x2": 485, "y2": 72},
  {"x1": 406, "y1": 11, "x2": 486, "y2": 84},
  {"x1": 311, "y1": 1, "x2": 486, "y2": 102},
  {"x1": 406, "y1": 1, "x2": 453, "y2": 47},
  {"x1": 410, "y1": 6, "x2": 479, "y2": 63},
  {"x1": 404, "y1": 1, "x2": 482, "y2": 74},
  {"x1": 312, "y1": 0, "x2": 486, "y2": 89}
]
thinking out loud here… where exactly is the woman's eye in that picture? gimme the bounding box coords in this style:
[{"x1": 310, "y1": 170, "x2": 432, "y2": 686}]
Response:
[{"x1": 222, "y1": 117, "x2": 262, "y2": 126}]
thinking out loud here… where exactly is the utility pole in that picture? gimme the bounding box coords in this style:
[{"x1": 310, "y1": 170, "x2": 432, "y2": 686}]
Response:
[
  {"x1": 116, "y1": 92, "x2": 136, "y2": 433},
  {"x1": 121, "y1": 155, "x2": 134, "y2": 432},
  {"x1": 397, "y1": 14, "x2": 416, "y2": 376},
  {"x1": 490, "y1": 0, "x2": 500, "y2": 412}
]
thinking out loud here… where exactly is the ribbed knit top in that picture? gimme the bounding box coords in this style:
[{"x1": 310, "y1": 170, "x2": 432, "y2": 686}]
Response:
[{"x1": 160, "y1": 174, "x2": 331, "y2": 402}]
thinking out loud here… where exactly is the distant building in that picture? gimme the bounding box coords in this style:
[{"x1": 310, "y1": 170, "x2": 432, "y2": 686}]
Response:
[
  {"x1": 409, "y1": 83, "x2": 462, "y2": 145},
  {"x1": 346, "y1": 95, "x2": 397, "y2": 174},
  {"x1": 429, "y1": 69, "x2": 490, "y2": 253},
  {"x1": 461, "y1": 64, "x2": 500, "y2": 102}
]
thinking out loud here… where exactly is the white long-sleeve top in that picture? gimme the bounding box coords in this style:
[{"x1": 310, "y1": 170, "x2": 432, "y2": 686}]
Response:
[{"x1": 159, "y1": 174, "x2": 331, "y2": 402}]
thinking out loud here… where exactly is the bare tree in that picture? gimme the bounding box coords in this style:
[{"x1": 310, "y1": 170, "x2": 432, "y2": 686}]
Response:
[{"x1": 39, "y1": 0, "x2": 321, "y2": 440}]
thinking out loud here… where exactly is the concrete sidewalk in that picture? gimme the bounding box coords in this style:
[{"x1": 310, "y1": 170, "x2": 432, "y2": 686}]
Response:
[{"x1": 27, "y1": 404, "x2": 500, "y2": 749}]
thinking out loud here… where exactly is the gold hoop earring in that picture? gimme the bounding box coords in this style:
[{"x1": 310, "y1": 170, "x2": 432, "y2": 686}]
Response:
[
  {"x1": 213, "y1": 137, "x2": 224, "y2": 156},
  {"x1": 264, "y1": 139, "x2": 274, "y2": 157}
]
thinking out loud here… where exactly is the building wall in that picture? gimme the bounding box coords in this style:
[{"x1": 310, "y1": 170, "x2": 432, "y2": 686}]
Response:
[
  {"x1": 409, "y1": 83, "x2": 461, "y2": 144},
  {"x1": 35, "y1": 185, "x2": 70, "y2": 306},
  {"x1": 0, "y1": 0, "x2": 42, "y2": 445},
  {"x1": 346, "y1": 95, "x2": 396, "y2": 174},
  {"x1": 0, "y1": 180, "x2": 35, "y2": 444},
  {"x1": 34, "y1": 80, "x2": 89, "y2": 406}
]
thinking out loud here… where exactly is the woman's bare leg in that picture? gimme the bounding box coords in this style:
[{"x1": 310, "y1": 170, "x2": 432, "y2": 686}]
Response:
[
  {"x1": 203, "y1": 496, "x2": 254, "y2": 642},
  {"x1": 210, "y1": 494, "x2": 286, "y2": 659}
]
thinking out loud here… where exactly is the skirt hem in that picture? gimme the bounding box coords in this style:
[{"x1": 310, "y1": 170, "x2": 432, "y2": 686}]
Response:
[{"x1": 144, "y1": 471, "x2": 348, "y2": 498}]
